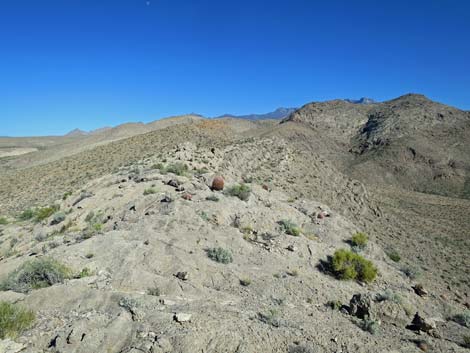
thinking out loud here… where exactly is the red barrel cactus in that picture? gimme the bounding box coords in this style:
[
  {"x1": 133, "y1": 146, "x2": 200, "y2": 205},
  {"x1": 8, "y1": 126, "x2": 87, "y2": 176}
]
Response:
[{"x1": 211, "y1": 176, "x2": 224, "y2": 191}]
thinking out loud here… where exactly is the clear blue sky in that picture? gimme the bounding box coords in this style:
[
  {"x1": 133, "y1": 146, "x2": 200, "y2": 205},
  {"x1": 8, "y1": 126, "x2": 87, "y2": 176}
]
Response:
[{"x1": 1, "y1": 0, "x2": 469, "y2": 136}]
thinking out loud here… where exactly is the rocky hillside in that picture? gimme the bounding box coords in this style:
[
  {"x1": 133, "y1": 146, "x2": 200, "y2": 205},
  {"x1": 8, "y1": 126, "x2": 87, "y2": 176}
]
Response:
[
  {"x1": 283, "y1": 94, "x2": 470, "y2": 199},
  {"x1": 0, "y1": 94, "x2": 469, "y2": 352},
  {"x1": 1, "y1": 142, "x2": 469, "y2": 352}
]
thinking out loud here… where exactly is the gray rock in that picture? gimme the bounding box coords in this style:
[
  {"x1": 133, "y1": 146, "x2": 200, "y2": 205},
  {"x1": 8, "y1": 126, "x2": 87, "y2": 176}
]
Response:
[
  {"x1": 348, "y1": 293, "x2": 373, "y2": 319},
  {"x1": 174, "y1": 312, "x2": 192, "y2": 323},
  {"x1": 0, "y1": 339, "x2": 26, "y2": 353}
]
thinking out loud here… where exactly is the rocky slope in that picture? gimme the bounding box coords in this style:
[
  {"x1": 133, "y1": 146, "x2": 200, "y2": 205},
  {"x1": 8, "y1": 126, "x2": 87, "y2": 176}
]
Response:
[
  {"x1": 0, "y1": 94, "x2": 469, "y2": 352},
  {"x1": 1, "y1": 142, "x2": 468, "y2": 352},
  {"x1": 283, "y1": 94, "x2": 470, "y2": 199}
]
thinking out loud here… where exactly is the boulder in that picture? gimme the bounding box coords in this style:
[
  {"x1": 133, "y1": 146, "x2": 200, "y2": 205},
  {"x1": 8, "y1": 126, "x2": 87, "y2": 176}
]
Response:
[
  {"x1": 408, "y1": 312, "x2": 437, "y2": 332},
  {"x1": 348, "y1": 293, "x2": 373, "y2": 319}
]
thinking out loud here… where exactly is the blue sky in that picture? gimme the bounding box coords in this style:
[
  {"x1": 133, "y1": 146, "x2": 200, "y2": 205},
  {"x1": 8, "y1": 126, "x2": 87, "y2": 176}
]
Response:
[{"x1": 1, "y1": 0, "x2": 469, "y2": 136}]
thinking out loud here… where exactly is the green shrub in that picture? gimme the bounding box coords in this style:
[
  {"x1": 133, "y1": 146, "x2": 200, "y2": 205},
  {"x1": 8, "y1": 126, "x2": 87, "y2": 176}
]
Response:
[
  {"x1": 147, "y1": 286, "x2": 161, "y2": 296},
  {"x1": 351, "y1": 232, "x2": 368, "y2": 249},
  {"x1": 18, "y1": 209, "x2": 35, "y2": 221},
  {"x1": 0, "y1": 301, "x2": 35, "y2": 339},
  {"x1": 360, "y1": 318, "x2": 379, "y2": 334},
  {"x1": 165, "y1": 162, "x2": 189, "y2": 176},
  {"x1": 85, "y1": 211, "x2": 95, "y2": 223},
  {"x1": 225, "y1": 184, "x2": 251, "y2": 201},
  {"x1": 0, "y1": 217, "x2": 8, "y2": 225},
  {"x1": 34, "y1": 205, "x2": 60, "y2": 222},
  {"x1": 331, "y1": 249, "x2": 377, "y2": 283},
  {"x1": 463, "y1": 335, "x2": 470, "y2": 348},
  {"x1": 375, "y1": 290, "x2": 402, "y2": 304},
  {"x1": 62, "y1": 191, "x2": 72, "y2": 200},
  {"x1": 258, "y1": 309, "x2": 280, "y2": 327},
  {"x1": 77, "y1": 267, "x2": 92, "y2": 278},
  {"x1": 207, "y1": 247, "x2": 233, "y2": 264},
  {"x1": 239, "y1": 278, "x2": 251, "y2": 286},
  {"x1": 386, "y1": 249, "x2": 401, "y2": 262},
  {"x1": 0, "y1": 258, "x2": 72, "y2": 293},
  {"x1": 279, "y1": 220, "x2": 301, "y2": 236},
  {"x1": 151, "y1": 163, "x2": 164, "y2": 170},
  {"x1": 143, "y1": 188, "x2": 157, "y2": 195},
  {"x1": 205, "y1": 195, "x2": 219, "y2": 202},
  {"x1": 326, "y1": 300, "x2": 342, "y2": 310},
  {"x1": 401, "y1": 266, "x2": 421, "y2": 280},
  {"x1": 453, "y1": 310, "x2": 470, "y2": 328}
]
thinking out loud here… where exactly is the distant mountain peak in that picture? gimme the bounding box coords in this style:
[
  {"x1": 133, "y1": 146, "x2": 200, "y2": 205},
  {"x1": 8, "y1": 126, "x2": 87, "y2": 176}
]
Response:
[
  {"x1": 215, "y1": 107, "x2": 296, "y2": 120},
  {"x1": 65, "y1": 128, "x2": 88, "y2": 136},
  {"x1": 344, "y1": 97, "x2": 376, "y2": 105}
]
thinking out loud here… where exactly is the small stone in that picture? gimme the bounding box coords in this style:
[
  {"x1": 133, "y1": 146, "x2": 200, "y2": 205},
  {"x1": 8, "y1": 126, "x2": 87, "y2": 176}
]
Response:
[
  {"x1": 161, "y1": 196, "x2": 172, "y2": 203},
  {"x1": 417, "y1": 341, "x2": 430, "y2": 352},
  {"x1": 174, "y1": 312, "x2": 192, "y2": 323},
  {"x1": 175, "y1": 271, "x2": 189, "y2": 281},
  {"x1": 159, "y1": 298, "x2": 176, "y2": 306},
  {"x1": 167, "y1": 179, "x2": 180, "y2": 188},
  {"x1": 412, "y1": 284, "x2": 428, "y2": 297},
  {"x1": 211, "y1": 176, "x2": 225, "y2": 191},
  {"x1": 181, "y1": 193, "x2": 192, "y2": 201},
  {"x1": 287, "y1": 244, "x2": 296, "y2": 252}
]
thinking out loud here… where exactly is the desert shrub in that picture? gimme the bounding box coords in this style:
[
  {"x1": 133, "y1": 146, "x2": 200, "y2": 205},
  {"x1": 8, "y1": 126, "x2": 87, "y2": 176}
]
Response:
[
  {"x1": 0, "y1": 301, "x2": 35, "y2": 339},
  {"x1": 0, "y1": 217, "x2": 8, "y2": 225},
  {"x1": 83, "y1": 210, "x2": 104, "y2": 237},
  {"x1": 151, "y1": 163, "x2": 164, "y2": 170},
  {"x1": 0, "y1": 258, "x2": 72, "y2": 293},
  {"x1": 401, "y1": 266, "x2": 421, "y2": 280},
  {"x1": 62, "y1": 191, "x2": 72, "y2": 200},
  {"x1": 77, "y1": 267, "x2": 92, "y2": 278},
  {"x1": 165, "y1": 162, "x2": 188, "y2": 176},
  {"x1": 51, "y1": 212, "x2": 66, "y2": 225},
  {"x1": 206, "y1": 247, "x2": 233, "y2": 264},
  {"x1": 331, "y1": 249, "x2": 377, "y2": 283},
  {"x1": 386, "y1": 249, "x2": 401, "y2": 262},
  {"x1": 143, "y1": 188, "x2": 157, "y2": 195},
  {"x1": 225, "y1": 184, "x2": 251, "y2": 201},
  {"x1": 34, "y1": 205, "x2": 59, "y2": 222},
  {"x1": 147, "y1": 286, "x2": 161, "y2": 296},
  {"x1": 326, "y1": 300, "x2": 342, "y2": 310},
  {"x1": 258, "y1": 309, "x2": 280, "y2": 327},
  {"x1": 85, "y1": 253, "x2": 94, "y2": 259},
  {"x1": 279, "y1": 220, "x2": 301, "y2": 236},
  {"x1": 84, "y1": 211, "x2": 94, "y2": 223},
  {"x1": 194, "y1": 167, "x2": 209, "y2": 175},
  {"x1": 18, "y1": 209, "x2": 35, "y2": 221},
  {"x1": 453, "y1": 310, "x2": 470, "y2": 328},
  {"x1": 287, "y1": 269, "x2": 299, "y2": 277},
  {"x1": 239, "y1": 278, "x2": 251, "y2": 286},
  {"x1": 199, "y1": 211, "x2": 210, "y2": 221},
  {"x1": 205, "y1": 195, "x2": 219, "y2": 202},
  {"x1": 351, "y1": 232, "x2": 368, "y2": 249},
  {"x1": 360, "y1": 318, "x2": 379, "y2": 334},
  {"x1": 463, "y1": 335, "x2": 470, "y2": 348},
  {"x1": 375, "y1": 290, "x2": 402, "y2": 304},
  {"x1": 9, "y1": 237, "x2": 18, "y2": 247}
]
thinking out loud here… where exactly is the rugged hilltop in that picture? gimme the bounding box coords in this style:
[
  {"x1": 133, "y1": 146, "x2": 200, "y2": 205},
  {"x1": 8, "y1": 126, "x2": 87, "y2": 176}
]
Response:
[
  {"x1": 283, "y1": 94, "x2": 470, "y2": 198},
  {"x1": 0, "y1": 95, "x2": 469, "y2": 353}
]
